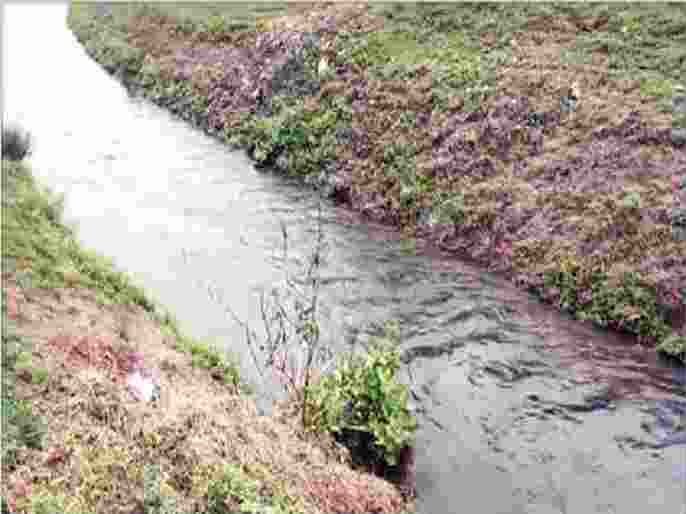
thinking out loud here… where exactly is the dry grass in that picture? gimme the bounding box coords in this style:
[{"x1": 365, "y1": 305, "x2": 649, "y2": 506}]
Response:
[{"x1": 2, "y1": 276, "x2": 410, "y2": 514}]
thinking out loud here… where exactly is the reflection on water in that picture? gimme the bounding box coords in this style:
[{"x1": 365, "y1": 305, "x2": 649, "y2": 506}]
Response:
[{"x1": 4, "y1": 3, "x2": 685, "y2": 513}]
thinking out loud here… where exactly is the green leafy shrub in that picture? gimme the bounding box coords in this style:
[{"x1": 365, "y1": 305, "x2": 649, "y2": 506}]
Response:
[
  {"x1": 398, "y1": 110, "x2": 417, "y2": 129},
  {"x1": 240, "y1": 100, "x2": 346, "y2": 177},
  {"x1": 206, "y1": 465, "x2": 260, "y2": 514},
  {"x1": 306, "y1": 321, "x2": 417, "y2": 466},
  {"x1": 139, "y1": 60, "x2": 163, "y2": 87},
  {"x1": 1, "y1": 394, "x2": 45, "y2": 469}
]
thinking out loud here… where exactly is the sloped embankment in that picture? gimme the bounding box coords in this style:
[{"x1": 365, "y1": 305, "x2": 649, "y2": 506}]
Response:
[
  {"x1": 66, "y1": 2, "x2": 685, "y2": 358},
  {"x1": 1, "y1": 158, "x2": 411, "y2": 513}
]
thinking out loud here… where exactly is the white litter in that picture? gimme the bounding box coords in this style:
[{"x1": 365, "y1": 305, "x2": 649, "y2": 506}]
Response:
[{"x1": 127, "y1": 370, "x2": 159, "y2": 403}]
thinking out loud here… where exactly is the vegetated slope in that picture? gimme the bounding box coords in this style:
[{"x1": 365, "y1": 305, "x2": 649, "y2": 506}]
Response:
[
  {"x1": 1, "y1": 158, "x2": 410, "y2": 513},
  {"x1": 67, "y1": 2, "x2": 686, "y2": 358}
]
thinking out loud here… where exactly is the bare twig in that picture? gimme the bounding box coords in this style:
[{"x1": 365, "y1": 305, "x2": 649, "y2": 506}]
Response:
[{"x1": 212, "y1": 198, "x2": 337, "y2": 425}]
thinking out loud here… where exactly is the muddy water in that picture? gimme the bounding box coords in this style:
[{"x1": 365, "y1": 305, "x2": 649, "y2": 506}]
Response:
[{"x1": 4, "y1": 4, "x2": 685, "y2": 513}]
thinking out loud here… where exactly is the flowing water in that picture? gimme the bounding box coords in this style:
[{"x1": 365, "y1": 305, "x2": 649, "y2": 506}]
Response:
[{"x1": 3, "y1": 4, "x2": 685, "y2": 513}]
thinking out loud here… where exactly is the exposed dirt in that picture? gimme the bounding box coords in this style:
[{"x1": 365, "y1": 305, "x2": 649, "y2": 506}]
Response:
[{"x1": 267, "y1": 2, "x2": 386, "y2": 35}]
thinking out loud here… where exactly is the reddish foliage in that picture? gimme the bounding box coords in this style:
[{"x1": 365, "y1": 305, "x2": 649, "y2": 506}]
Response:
[
  {"x1": 305, "y1": 474, "x2": 405, "y2": 514},
  {"x1": 47, "y1": 334, "x2": 139, "y2": 383}
]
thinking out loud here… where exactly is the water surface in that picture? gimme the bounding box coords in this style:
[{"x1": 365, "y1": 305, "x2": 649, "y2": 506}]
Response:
[{"x1": 3, "y1": 4, "x2": 685, "y2": 513}]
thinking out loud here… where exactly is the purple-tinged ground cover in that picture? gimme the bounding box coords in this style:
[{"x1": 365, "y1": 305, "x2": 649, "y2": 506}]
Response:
[{"x1": 67, "y1": 3, "x2": 686, "y2": 359}]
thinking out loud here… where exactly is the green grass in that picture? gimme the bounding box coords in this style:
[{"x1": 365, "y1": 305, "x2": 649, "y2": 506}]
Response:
[
  {"x1": 370, "y1": 3, "x2": 685, "y2": 112},
  {"x1": 2, "y1": 159, "x2": 244, "y2": 389},
  {"x1": 160, "y1": 316, "x2": 243, "y2": 390},
  {"x1": 369, "y1": 2, "x2": 538, "y2": 47},
  {"x1": 92, "y1": 1, "x2": 291, "y2": 38},
  {"x1": 69, "y1": 2, "x2": 140, "y2": 35},
  {"x1": 336, "y1": 21, "x2": 490, "y2": 111},
  {"x1": 1, "y1": 315, "x2": 46, "y2": 472},
  {"x1": 2, "y1": 161, "x2": 153, "y2": 309},
  {"x1": 639, "y1": 77, "x2": 675, "y2": 100},
  {"x1": 561, "y1": 4, "x2": 686, "y2": 84},
  {"x1": 154, "y1": 2, "x2": 288, "y2": 26},
  {"x1": 73, "y1": 1, "x2": 291, "y2": 35}
]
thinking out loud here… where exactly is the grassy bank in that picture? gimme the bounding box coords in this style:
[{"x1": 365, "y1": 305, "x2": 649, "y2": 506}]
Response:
[
  {"x1": 65, "y1": 2, "x2": 685, "y2": 358},
  {"x1": 1, "y1": 157, "x2": 242, "y2": 388},
  {"x1": 1, "y1": 151, "x2": 415, "y2": 513}
]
